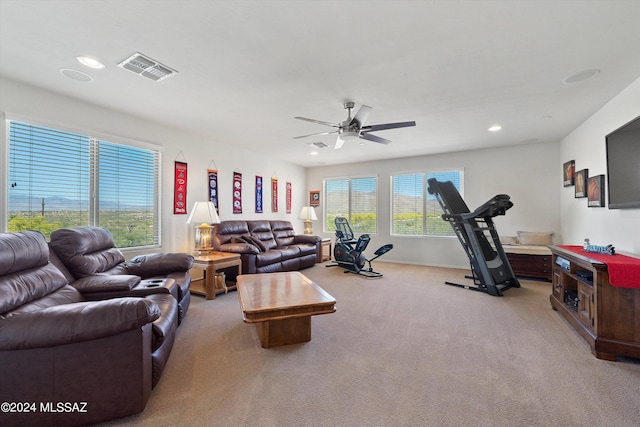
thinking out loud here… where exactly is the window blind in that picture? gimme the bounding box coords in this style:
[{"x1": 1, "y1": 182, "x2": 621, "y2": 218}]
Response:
[
  {"x1": 7, "y1": 120, "x2": 160, "y2": 247},
  {"x1": 324, "y1": 176, "x2": 377, "y2": 233},
  {"x1": 391, "y1": 170, "x2": 463, "y2": 236}
]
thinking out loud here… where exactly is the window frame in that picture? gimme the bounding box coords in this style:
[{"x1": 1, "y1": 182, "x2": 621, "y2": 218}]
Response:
[
  {"x1": 390, "y1": 169, "x2": 464, "y2": 237},
  {"x1": 5, "y1": 115, "x2": 163, "y2": 249}
]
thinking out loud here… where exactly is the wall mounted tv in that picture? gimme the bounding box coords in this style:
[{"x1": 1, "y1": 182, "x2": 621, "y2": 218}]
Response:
[{"x1": 605, "y1": 115, "x2": 640, "y2": 209}]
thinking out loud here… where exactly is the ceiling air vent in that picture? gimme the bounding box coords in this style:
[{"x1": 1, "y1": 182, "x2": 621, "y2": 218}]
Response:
[
  {"x1": 309, "y1": 142, "x2": 329, "y2": 149},
  {"x1": 117, "y1": 52, "x2": 177, "y2": 81}
]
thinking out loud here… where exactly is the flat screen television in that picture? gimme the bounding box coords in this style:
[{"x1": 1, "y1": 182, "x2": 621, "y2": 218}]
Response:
[{"x1": 605, "y1": 115, "x2": 640, "y2": 209}]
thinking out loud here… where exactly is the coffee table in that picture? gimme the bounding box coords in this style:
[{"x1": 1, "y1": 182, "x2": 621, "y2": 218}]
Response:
[
  {"x1": 237, "y1": 271, "x2": 336, "y2": 348},
  {"x1": 190, "y1": 252, "x2": 242, "y2": 300}
]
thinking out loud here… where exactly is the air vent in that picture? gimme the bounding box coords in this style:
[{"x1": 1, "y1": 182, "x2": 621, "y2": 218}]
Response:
[
  {"x1": 310, "y1": 142, "x2": 329, "y2": 148},
  {"x1": 117, "y1": 52, "x2": 177, "y2": 81}
]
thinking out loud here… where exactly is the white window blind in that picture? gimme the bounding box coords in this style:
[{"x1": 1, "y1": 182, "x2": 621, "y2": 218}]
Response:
[
  {"x1": 324, "y1": 176, "x2": 377, "y2": 233},
  {"x1": 391, "y1": 170, "x2": 463, "y2": 236},
  {"x1": 7, "y1": 120, "x2": 160, "y2": 248}
]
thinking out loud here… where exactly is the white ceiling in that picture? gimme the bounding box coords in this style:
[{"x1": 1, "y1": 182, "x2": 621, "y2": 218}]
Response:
[{"x1": 1, "y1": 0, "x2": 640, "y2": 167}]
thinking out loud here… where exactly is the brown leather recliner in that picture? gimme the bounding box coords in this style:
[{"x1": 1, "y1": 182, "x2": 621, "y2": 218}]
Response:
[
  {"x1": 0, "y1": 230, "x2": 177, "y2": 427},
  {"x1": 49, "y1": 226, "x2": 193, "y2": 323}
]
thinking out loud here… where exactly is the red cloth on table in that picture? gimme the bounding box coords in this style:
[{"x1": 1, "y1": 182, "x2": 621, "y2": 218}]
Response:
[{"x1": 558, "y1": 245, "x2": 640, "y2": 289}]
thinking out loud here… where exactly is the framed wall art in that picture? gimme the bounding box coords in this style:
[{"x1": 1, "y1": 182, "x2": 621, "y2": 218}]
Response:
[
  {"x1": 309, "y1": 190, "x2": 320, "y2": 207},
  {"x1": 575, "y1": 169, "x2": 588, "y2": 198},
  {"x1": 563, "y1": 160, "x2": 575, "y2": 187},
  {"x1": 587, "y1": 174, "x2": 605, "y2": 207}
]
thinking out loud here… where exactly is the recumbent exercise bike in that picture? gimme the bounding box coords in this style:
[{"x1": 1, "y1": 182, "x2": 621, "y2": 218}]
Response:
[{"x1": 326, "y1": 217, "x2": 393, "y2": 278}]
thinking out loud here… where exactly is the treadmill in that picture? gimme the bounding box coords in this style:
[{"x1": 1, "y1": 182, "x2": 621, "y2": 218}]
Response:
[{"x1": 426, "y1": 178, "x2": 520, "y2": 296}]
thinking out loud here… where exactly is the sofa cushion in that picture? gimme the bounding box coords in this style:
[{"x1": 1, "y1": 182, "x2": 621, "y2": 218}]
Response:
[
  {"x1": 0, "y1": 231, "x2": 70, "y2": 314},
  {"x1": 278, "y1": 246, "x2": 301, "y2": 261},
  {"x1": 296, "y1": 243, "x2": 317, "y2": 257},
  {"x1": 0, "y1": 230, "x2": 49, "y2": 275},
  {"x1": 50, "y1": 227, "x2": 128, "y2": 278},
  {"x1": 255, "y1": 251, "x2": 282, "y2": 267},
  {"x1": 271, "y1": 220, "x2": 296, "y2": 246}
]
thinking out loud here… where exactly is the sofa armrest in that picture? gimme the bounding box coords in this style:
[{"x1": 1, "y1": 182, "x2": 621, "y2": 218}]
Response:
[
  {"x1": 72, "y1": 274, "x2": 141, "y2": 293},
  {"x1": 294, "y1": 234, "x2": 321, "y2": 245},
  {"x1": 218, "y1": 242, "x2": 260, "y2": 255},
  {"x1": 126, "y1": 253, "x2": 195, "y2": 278},
  {"x1": 0, "y1": 298, "x2": 160, "y2": 351}
]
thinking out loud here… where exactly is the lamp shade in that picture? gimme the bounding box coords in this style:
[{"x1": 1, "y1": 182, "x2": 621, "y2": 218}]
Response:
[
  {"x1": 187, "y1": 201, "x2": 220, "y2": 225},
  {"x1": 298, "y1": 206, "x2": 318, "y2": 221}
]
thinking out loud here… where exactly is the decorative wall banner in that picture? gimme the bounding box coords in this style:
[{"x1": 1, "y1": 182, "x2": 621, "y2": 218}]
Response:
[
  {"x1": 208, "y1": 169, "x2": 219, "y2": 213},
  {"x1": 255, "y1": 175, "x2": 263, "y2": 213},
  {"x1": 233, "y1": 172, "x2": 242, "y2": 214},
  {"x1": 271, "y1": 177, "x2": 278, "y2": 212},
  {"x1": 286, "y1": 181, "x2": 292, "y2": 214},
  {"x1": 174, "y1": 161, "x2": 187, "y2": 214},
  {"x1": 310, "y1": 190, "x2": 320, "y2": 207}
]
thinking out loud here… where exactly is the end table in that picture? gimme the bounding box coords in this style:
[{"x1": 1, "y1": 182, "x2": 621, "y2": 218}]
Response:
[{"x1": 190, "y1": 252, "x2": 242, "y2": 300}]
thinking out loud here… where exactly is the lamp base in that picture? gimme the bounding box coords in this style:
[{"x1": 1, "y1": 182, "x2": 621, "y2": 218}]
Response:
[{"x1": 303, "y1": 219, "x2": 313, "y2": 235}]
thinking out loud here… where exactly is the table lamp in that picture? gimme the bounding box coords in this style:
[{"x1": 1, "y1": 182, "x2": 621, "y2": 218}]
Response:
[
  {"x1": 186, "y1": 201, "x2": 220, "y2": 254},
  {"x1": 298, "y1": 206, "x2": 318, "y2": 234}
]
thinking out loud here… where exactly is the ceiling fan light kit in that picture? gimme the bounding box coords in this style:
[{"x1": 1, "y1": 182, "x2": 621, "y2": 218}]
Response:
[{"x1": 294, "y1": 101, "x2": 415, "y2": 149}]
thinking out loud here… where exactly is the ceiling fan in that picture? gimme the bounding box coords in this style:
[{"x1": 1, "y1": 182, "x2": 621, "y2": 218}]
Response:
[{"x1": 294, "y1": 102, "x2": 416, "y2": 149}]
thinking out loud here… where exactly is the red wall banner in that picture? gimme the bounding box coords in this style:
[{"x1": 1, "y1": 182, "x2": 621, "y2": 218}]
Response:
[
  {"x1": 271, "y1": 178, "x2": 278, "y2": 212},
  {"x1": 174, "y1": 161, "x2": 187, "y2": 214},
  {"x1": 286, "y1": 181, "x2": 292, "y2": 214}
]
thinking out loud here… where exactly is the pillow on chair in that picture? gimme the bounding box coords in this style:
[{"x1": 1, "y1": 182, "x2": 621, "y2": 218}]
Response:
[{"x1": 517, "y1": 231, "x2": 554, "y2": 246}]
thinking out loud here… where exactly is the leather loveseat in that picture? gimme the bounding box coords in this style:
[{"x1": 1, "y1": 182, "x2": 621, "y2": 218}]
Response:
[
  {"x1": 212, "y1": 220, "x2": 320, "y2": 274},
  {"x1": 0, "y1": 230, "x2": 178, "y2": 427},
  {"x1": 49, "y1": 226, "x2": 193, "y2": 324}
]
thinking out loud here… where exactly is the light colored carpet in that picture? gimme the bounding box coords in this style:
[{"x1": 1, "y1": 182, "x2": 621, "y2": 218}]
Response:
[{"x1": 102, "y1": 262, "x2": 640, "y2": 427}]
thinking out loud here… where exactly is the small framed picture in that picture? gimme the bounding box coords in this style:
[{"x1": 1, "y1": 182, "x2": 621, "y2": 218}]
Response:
[
  {"x1": 575, "y1": 169, "x2": 588, "y2": 198},
  {"x1": 563, "y1": 160, "x2": 575, "y2": 187},
  {"x1": 587, "y1": 175, "x2": 605, "y2": 207},
  {"x1": 309, "y1": 190, "x2": 320, "y2": 207}
]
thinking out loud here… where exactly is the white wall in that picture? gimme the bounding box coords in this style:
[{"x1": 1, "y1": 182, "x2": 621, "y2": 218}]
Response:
[
  {"x1": 306, "y1": 141, "x2": 561, "y2": 268},
  {"x1": 560, "y1": 76, "x2": 640, "y2": 256},
  {"x1": 0, "y1": 78, "x2": 308, "y2": 255}
]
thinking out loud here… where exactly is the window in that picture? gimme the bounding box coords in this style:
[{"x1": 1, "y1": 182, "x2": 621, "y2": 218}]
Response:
[
  {"x1": 324, "y1": 176, "x2": 377, "y2": 233},
  {"x1": 7, "y1": 120, "x2": 161, "y2": 248},
  {"x1": 391, "y1": 170, "x2": 463, "y2": 236}
]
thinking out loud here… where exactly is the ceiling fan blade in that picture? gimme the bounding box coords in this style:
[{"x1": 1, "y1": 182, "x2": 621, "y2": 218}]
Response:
[
  {"x1": 360, "y1": 133, "x2": 392, "y2": 145},
  {"x1": 350, "y1": 105, "x2": 372, "y2": 128},
  {"x1": 362, "y1": 121, "x2": 416, "y2": 132},
  {"x1": 294, "y1": 116, "x2": 339, "y2": 127},
  {"x1": 293, "y1": 130, "x2": 338, "y2": 139},
  {"x1": 334, "y1": 137, "x2": 345, "y2": 149}
]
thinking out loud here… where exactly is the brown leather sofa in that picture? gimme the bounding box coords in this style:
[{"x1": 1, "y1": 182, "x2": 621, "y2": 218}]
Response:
[
  {"x1": 212, "y1": 220, "x2": 320, "y2": 274},
  {"x1": 49, "y1": 226, "x2": 193, "y2": 323},
  {"x1": 0, "y1": 230, "x2": 179, "y2": 427}
]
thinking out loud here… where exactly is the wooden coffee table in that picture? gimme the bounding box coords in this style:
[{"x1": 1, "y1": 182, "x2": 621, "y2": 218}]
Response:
[{"x1": 237, "y1": 271, "x2": 336, "y2": 348}]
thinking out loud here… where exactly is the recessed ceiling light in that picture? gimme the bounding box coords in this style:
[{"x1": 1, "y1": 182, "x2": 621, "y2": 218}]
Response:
[
  {"x1": 59, "y1": 68, "x2": 93, "y2": 82},
  {"x1": 488, "y1": 125, "x2": 502, "y2": 132},
  {"x1": 310, "y1": 151, "x2": 319, "y2": 156},
  {"x1": 76, "y1": 56, "x2": 105, "y2": 69},
  {"x1": 562, "y1": 69, "x2": 600, "y2": 84}
]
